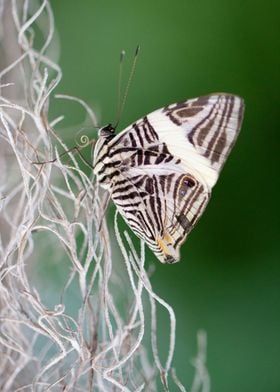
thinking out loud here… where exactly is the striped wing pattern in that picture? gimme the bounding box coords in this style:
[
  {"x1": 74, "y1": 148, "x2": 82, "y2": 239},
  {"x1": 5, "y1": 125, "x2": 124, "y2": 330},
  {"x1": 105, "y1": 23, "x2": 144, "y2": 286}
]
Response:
[
  {"x1": 162, "y1": 94, "x2": 244, "y2": 173},
  {"x1": 93, "y1": 93, "x2": 244, "y2": 263}
]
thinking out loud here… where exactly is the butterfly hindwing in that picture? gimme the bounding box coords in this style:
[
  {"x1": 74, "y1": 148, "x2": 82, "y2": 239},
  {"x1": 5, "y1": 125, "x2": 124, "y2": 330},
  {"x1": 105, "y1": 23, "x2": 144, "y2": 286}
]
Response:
[
  {"x1": 111, "y1": 168, "x2": 210, "y2": 263},
  {"x1": 94, "y1": 93, "x2": 244, "y2": 263}
]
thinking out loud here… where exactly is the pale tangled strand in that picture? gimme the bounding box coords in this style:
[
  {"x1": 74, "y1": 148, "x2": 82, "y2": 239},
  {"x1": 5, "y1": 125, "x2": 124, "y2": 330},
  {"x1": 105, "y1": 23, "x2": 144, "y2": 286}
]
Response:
[{"x1": 0, "y1": 1, "x2": 209, "y2": 391}]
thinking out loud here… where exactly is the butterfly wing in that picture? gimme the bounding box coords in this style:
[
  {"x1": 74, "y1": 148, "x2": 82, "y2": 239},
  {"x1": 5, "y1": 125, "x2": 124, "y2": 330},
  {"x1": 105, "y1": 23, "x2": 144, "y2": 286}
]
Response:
[
  {"x1": 147, "y1": 93, "x2": 244, "y2": 188},
  {"x1": 112, "y1": 168, "x2": 210, "y2": 263},
  {"x1": 97, "y1": 93, "x2": 244, "y2": 263}
]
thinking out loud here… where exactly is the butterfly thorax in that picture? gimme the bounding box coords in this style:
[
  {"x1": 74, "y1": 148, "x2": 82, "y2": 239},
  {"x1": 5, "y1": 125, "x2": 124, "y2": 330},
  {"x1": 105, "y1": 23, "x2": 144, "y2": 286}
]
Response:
[{"x1": 93, "y1": 124, "x2": 120, "y2": 189}]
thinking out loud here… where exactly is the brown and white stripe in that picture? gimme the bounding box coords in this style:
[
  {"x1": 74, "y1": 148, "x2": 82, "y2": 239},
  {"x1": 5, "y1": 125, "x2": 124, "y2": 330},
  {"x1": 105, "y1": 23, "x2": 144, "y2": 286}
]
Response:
[{"x1": 162, "y1": 93, "x2": 244, "y2": 171}]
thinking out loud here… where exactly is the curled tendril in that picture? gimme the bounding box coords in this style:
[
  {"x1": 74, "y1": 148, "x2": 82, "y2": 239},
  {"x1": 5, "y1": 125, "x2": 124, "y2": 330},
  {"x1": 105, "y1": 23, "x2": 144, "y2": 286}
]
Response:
[{"x1": 77, "y1": 134, "x2": 90, "y2": 148}]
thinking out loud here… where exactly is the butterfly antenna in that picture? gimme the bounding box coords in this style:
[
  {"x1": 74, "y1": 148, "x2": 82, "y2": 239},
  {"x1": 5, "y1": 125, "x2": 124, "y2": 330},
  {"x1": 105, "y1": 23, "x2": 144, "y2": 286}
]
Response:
[
  {"x1": 114, "y1": 45, "x2": 140, "y2": 129},
  {"x1": 115, "y1": 49, "x2": 126, "y2": 126}
]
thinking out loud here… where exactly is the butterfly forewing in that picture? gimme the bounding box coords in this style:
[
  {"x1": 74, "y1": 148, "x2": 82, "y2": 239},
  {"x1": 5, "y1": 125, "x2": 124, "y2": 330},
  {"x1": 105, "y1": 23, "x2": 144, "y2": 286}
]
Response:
[{"x1": 94, "y1": 93, "x2": 244, "y2": 263}]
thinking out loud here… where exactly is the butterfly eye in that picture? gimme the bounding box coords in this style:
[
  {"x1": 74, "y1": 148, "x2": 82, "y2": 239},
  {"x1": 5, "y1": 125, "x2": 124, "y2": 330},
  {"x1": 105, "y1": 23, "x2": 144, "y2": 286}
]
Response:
[{"x1": 99, "y1": 124, "x2": 115, "y2": 138}]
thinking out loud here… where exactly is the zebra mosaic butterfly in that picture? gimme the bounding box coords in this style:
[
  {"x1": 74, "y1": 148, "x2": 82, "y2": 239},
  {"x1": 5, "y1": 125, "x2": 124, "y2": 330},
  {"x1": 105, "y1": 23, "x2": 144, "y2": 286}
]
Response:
[{"x1": 93, "y1": 93, "x2": 244, "y2": 263}]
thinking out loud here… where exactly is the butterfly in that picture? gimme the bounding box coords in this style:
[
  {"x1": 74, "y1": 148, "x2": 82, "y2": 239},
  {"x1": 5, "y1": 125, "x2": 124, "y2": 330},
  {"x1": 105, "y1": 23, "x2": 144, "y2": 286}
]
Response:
[{"x1": 93, "y1": 93, "x2": 244, "y2": 264}]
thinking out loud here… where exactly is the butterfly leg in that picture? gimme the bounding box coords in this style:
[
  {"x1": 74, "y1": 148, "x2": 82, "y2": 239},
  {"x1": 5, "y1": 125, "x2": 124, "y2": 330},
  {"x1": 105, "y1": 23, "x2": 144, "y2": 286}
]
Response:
[{"x1": 32, "y1": 143, "x2": 96, "y2": 169}]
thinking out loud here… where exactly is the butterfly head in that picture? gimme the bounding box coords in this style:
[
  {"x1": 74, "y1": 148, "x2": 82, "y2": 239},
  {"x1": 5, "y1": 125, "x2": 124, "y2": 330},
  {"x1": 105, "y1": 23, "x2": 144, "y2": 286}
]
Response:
[{"x1": 98, "y1": 124, "x2": 116, "y2": 139}]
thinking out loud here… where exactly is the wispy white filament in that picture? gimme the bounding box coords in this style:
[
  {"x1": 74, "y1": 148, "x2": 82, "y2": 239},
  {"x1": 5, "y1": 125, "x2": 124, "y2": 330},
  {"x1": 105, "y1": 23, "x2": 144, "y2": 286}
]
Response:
[{"x1": 0, "y1": 1, "x2": 209, "y2": 390}]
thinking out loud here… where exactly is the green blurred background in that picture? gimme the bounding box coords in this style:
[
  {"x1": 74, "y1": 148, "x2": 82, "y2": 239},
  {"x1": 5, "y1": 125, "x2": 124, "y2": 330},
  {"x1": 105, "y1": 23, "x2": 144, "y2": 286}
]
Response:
[{"x1": 50, "y1": 0, "x2": 280, "y2": 390}]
